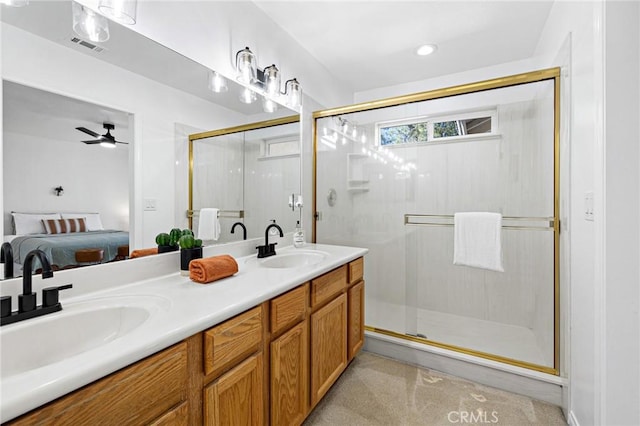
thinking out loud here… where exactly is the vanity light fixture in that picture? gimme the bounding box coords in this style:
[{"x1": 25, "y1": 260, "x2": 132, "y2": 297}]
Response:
[
  {"x1": 0, "y1": 0, "x2": 29, "y2": 7},
  {"x1": 236, "y1": 47, "x2": 257, "y2": 85},
  {"x1": 72, "y1": 1, "x2": 110, "y2": 43},
  {"x1": 98, "y1": 0, "x2": 137, "y2": 25},
  {"x1": 263, "y1": 64, "x2": 281, "y2": 96},
  {"x1": 283, "y1": 78, "x2": 302, "y2": 109},
  {"x1": 234, "y1": 46, "x2": 302, "y2": 111},
  {"x1": 416, "y1": 44, "x2": 437, "y2": 56},
  {"x1": 208, "y1": 70, "x2": 228, "y2": 93}
]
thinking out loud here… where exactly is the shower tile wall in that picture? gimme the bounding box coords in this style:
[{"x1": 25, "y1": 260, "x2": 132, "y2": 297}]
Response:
[
  {"x1": 316, "y1": 80, "x2": 556, "y2": 368},
  {"x1": 192, "y1": 133, "x2": 244, "y2": 243}
]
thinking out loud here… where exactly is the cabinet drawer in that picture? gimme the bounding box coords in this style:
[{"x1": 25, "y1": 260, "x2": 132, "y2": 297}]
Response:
[
  {"x1": 10, "y1": 342, "x2": 188, "y2": 425},
  {"x1": 204, "y1": 306, "x2": 263, "y2": 378},
  {"x1": 271, "y1": 283, "x2": 308, "y2": 335},
  {"x1": 348, "y1": 257, "x2": 364, "y2": 285},
  {"x1": 311, "y1": 265, "x2": 347, "y2": 308}
]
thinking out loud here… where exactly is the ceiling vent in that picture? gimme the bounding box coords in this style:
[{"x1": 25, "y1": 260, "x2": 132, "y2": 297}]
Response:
[{"x1": 70, "y1": 37, "x2": 105, "y2": 53}]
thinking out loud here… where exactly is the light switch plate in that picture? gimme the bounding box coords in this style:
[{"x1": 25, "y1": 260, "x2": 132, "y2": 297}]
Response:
[
  {"x1": 584, "y1": 192, "x2": 594, "y2": 221},
  {"x1": 144, "y1": 198, "x2": 157, "y2": 211}
]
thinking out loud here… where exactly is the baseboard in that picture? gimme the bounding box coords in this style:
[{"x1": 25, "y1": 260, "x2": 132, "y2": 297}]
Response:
[{"x1": 364, "y1": 330, "x2": 566, "y2": 406}]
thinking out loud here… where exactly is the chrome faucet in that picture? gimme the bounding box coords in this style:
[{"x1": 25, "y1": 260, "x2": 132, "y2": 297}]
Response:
[
  {"x1": 1, "y1": 242, "x2": 14, "y2": 279},
  {"x1": 231, "y1": 222, "x2": 247, "y2": 240},
  {"x1": 257, "y1": 222, "x2": 284, "y2": 258},
  {"x1": 1, "y1": 249, "x2": 72, "y2": 326}
]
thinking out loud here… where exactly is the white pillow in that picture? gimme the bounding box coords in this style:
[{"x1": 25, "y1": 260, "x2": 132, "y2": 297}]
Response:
[
  {"x1": 12, "y1": 212, "x2": 61, "y2": 235},
  {"x1": 60, "y1": 213, "x2": 104, "y2": 231}
]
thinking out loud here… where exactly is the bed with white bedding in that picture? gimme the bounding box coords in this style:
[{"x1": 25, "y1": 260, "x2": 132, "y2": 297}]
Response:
[{"x1": 6, "y1": 212, "x2": 129, "y2": 270}]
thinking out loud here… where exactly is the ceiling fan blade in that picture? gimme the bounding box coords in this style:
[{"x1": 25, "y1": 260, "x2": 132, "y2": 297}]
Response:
[
  {"x1": 76, "y1": 127, "x2": 100, "y2": 137},
  {"x1": 82, "y1": 140, "x2": 102, "y2": 144},
  {"x1": 115, "y1": 140, "x2": 129, "y2": 145}
]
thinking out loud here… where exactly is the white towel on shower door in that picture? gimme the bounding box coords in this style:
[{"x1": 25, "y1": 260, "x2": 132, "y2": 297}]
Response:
[
  {"x1": 197, "y1": 208, "x2": 220, "y2": 241},
  {"x1": 453, "y1": 212, "x2": 504, "y2": 272}
]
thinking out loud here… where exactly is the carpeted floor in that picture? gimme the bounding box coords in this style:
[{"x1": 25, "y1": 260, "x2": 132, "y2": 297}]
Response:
[{"x1": 304, "y1": 352, "x2": 567, "y2": 426}]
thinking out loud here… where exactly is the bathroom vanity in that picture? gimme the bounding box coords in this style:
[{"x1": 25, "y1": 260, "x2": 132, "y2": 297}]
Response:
[{"x1": 0, "y1": 244, "x2": 366, "y2": 425}]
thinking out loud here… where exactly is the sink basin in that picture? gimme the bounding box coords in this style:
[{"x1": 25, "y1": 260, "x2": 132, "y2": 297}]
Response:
[
  {"x1": 259, "y1": 250, "x2": 328, "y2": 269},
  {"x1": 0, "y1": 296, "x2": 167, "y2": 379}
]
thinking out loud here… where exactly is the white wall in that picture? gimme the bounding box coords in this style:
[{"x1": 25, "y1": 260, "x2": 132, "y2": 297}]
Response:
[
  {"x1": 602, "y1": 2, "x2": 639, "y2": 424},
  {"x1": 3, "y1": 130, "x2": 129, "y2": 231},
  {"x1": 1, "y1": 23, "x2": 248, "y2": 248},
  {"x1": 535, "y1": 1, "x2": 640, "y2": 425}
]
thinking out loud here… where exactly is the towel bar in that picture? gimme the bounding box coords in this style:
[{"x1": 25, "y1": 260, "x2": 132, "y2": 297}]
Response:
[
  {"x1": 186, "y1": 209, "x2": 244, "y2": 219},
  {"x1": 404, "y1": 214, "x2": 556, "y2": 231}
]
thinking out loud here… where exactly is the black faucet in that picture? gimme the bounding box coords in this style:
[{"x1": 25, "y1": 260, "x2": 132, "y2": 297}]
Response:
[
  {"x1": 231, "y1": 222, "x2": 247, "y2": 240},
  {"x1": 21, "y1": 249, "x2": 54, "y2": 312},
  {"x1": 1, "y1": 249, "x2": 72, "y2": 326},
  {"x1": 1, "y1": 242, "x2": 14, "y2": 279},
  {"x1": 257, "y1": 222, "x2": 284, "y2": 258}
]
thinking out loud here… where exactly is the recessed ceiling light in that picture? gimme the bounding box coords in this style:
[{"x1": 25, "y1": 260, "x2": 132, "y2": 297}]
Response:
[{"x1": 416, "y1": 44, "x2": 437, "y2": 56}]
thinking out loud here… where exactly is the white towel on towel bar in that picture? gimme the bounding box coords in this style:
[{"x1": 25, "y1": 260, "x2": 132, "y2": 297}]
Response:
[
  {"x1": 198, "y1": 208, "x2": 220, "y2": 241},
  {"x1": 453, "y1": 212, "x2": 504, "y2": 272}
]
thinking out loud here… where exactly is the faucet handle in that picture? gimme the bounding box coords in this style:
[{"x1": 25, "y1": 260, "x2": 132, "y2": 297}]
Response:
[{"x1": 42, "y1": 284, "x2": 73, "y2": 308}]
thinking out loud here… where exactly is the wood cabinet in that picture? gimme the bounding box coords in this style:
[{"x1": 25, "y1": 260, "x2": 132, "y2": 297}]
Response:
[
  {"x1": 8, "y1": 342, "x2": 189, "y2": 426},
  {"x1": 204, "y1": 306, "x2": 263, "y2": 378},
  {"x1": 348, "y1": 280, "x2": 365, "y2": 360},
  {"x1": 270, "y1": 321, "x2": 308, "y2": 426},
  {"x1": 310, "y1": 293, "x2": 348, "y2": 407},
  {"x1": 9, "y1": 257, "x2": 365, "y2": 426},
  {"x1": 203, "y1": 353, "x2": 264, "y2": 425}
]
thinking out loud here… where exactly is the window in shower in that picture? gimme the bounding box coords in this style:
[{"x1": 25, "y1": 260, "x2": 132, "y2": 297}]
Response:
[
  {"x1": 377, "y1": 109, "x2": 497, "y2": 147},
  {"x1": 378, "y1": 117, "x2": 429, "y2": 146},
  {"x1": 431, "y1": 109, "x2": 496, "y2": 141}
]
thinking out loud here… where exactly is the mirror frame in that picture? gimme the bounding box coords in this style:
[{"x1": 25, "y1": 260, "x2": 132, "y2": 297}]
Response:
[
  {"x1": 311, "y1": 68, "x2": 561, "y2": 375},
  {"x1": 187, "y1": 114, "x2": 300, "y2": 230}
]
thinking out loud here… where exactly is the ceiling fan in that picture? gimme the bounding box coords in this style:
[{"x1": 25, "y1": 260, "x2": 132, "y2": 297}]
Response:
[{"x1": 75, "y1": 123, "x2": 129, "y2": 148}]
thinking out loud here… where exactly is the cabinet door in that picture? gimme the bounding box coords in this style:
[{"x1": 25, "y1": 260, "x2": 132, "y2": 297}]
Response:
[
  {"x1": 271, "y1": 321, "x2": 308, "y2": 426},
  {"x1": 348, "y1": 280, "x2": 365, "y2": 360},
  {"x1": 204, "y1": 353, "x2": 264, "y2": 426},
  {"x1": 310, "y1": 293, "x2": 347, "y2": 407}
]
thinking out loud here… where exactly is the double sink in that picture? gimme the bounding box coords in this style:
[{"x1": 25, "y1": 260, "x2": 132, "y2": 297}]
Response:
[{"x1": 1, "y1": 249, "x2": 328, "y2": 382}]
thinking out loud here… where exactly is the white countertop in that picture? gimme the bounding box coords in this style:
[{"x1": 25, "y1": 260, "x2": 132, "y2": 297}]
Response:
[{"x1": 0, "y1": 243, "x2": 367, "y2": 422}]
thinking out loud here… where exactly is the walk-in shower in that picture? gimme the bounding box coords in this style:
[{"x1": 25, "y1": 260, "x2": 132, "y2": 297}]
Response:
[{"x1": 313, "y1": 69, "x2": 560, "y2": 374}]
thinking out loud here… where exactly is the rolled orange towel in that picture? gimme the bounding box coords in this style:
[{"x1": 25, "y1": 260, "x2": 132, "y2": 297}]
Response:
[
  {"x1": 130, "y1": 247, "x2": 159, "y2": 258},
  {"x1": 189, "y1": 254, "x2": 238, "y2": 284}
]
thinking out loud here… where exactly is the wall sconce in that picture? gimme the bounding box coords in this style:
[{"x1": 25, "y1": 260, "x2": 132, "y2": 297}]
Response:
[
  {"x1": 72, "y1": 1, "x2": 110, "y2": 43},
  {"x1": 98, "y1": 0, "x2": 137, "y2": 25},
  {"x1": 208, "y1": 70, "x2": 228, "y2": 93},
  {"x1": 235, "y1": 46, "x2": 302, "y2": 111},
  {"x1": 0, "y1": 0, "x2": 29, "y2": 7},
  {"x1": 54, "y1": 186, "x2": 64, "y2": 197}
]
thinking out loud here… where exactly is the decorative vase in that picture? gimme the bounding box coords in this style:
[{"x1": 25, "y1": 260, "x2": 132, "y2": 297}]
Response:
[
  {"x1": 158, "y1": 244, "x2": 179, "y2": 254},
  {"x1": 180, "y1": 247, "x2": 203, "y2": 275}
]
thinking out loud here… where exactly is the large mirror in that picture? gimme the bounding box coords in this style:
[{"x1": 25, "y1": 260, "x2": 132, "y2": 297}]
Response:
[
  {"x1": 189, "y1": 116, "x2": 301, "y2": 244},
  {"x1": 1, "y1": 1, "x2": 300, "y2": 278}
]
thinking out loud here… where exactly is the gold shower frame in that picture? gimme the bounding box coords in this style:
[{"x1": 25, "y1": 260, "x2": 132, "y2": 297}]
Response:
[
  {"x1": 187, "y1": 114, "x2": 300, "y2": 230},
  {"x1": 311, "y1": 68, "x2": 561, "y2": 375}
]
